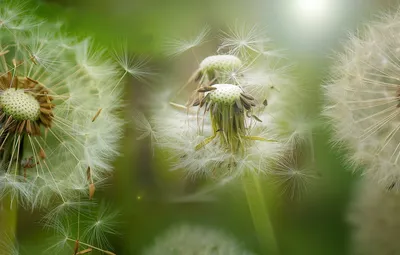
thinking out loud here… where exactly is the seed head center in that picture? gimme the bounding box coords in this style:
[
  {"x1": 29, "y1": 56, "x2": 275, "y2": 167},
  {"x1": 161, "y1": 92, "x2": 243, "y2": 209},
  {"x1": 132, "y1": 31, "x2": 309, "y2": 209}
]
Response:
[
  {"x1": 209, "y1": 84, "x2": 242, "y2": 104},
  {"x1": 0, "y1": 89, "x2": 40, "y2": 121}
]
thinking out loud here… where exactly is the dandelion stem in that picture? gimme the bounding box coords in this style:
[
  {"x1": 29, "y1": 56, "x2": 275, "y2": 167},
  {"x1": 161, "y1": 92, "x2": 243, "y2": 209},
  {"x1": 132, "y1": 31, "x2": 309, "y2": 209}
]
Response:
[
  {"x1": 0, "y1": 193, "x2": 18, "y2": 253},
  {"x1": 0, "y1": 136, "x2": 24, "y2": 252},
  {"x1": 242, "y1": 173, "x2": 278, "y2": 255}
]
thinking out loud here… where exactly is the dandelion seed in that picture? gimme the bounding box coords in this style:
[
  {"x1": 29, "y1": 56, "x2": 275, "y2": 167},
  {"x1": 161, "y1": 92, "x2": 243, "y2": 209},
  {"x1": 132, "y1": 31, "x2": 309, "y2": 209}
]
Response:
[
  {"x1": 113, "y1": 44, "x2": 155, "y2": 85},
  {"x1": 218, "y1": 22, "x2": 269, "y2": 58},
  {"x1": 76, "y1": 248, "x2": 92, "y2": 254},
  {"x1": 133, "y1": 109, "x2": 157, "y2": 142},
  {"x1": 82, "y1": 203, "x2": 120, "y2": 249},
  {"x1": 163, "y1": 25, "x2": 210, "y2": 57},
  {"x1": 91, "y1": 108, "x2": 102, "y2": 122},
  {"x1": 46, "y1": 202, "x2": 119, "y2": 255},
  {"x1": 269, "y1": 148, "x2": 316, "y2": 200}
]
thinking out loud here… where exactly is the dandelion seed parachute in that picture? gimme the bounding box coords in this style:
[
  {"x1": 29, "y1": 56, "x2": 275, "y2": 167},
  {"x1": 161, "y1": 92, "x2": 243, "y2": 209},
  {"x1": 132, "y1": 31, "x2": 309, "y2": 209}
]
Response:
[
  {"x1": 163, "y1": 25, "x2": 211, "y2": 57},
  {"x1": 324, "y1": 11, "x2": 400, "y2": 187},
  {"x1": 141, "y1": 224, "x2": 257, "y2": 255},
  {"x1": 218, "y1": 22, "x2": 271, "y2": 58},
  {"x1": 45, "y1": 202, "x2": 119, "y2": 255},
  {"x1": 0, "y1": 1, "x2": 124, "y2": 209},
  {"x1": 269, "y1": 146, "x2": 316, "y2": 200}
]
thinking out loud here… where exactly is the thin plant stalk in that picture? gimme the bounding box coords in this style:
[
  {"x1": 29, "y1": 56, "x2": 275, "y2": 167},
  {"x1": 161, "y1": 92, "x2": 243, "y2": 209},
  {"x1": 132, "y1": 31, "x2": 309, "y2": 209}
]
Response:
[
  {"x1": 242, "y1": 173, "x2": 278, "y2": 255},
  {"x1": 0, "y1": 139, "x2": 24, "y2": 253},
  {"x1": 0, "y1": 193, "x2": 18, "y2": 253}
]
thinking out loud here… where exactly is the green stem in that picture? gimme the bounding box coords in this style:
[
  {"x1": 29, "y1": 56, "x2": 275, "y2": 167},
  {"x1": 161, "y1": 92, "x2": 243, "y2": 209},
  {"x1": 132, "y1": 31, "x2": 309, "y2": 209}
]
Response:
[
  {"x1": 242, "y1": 173, "x2": 278, "y2": 255},
  {"x1": 0, "y1": 138, "x2": 23, "y2": 253},
  {"x1": 0, "y1": 193, "x2": 18, "y2": 253}
]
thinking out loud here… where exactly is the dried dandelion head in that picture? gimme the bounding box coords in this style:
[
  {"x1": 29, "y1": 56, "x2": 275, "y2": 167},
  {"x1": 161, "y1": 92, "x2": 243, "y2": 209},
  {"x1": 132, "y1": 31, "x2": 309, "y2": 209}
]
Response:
[
  {"x1": 192, "y1": 83, "x2": 259, "y2": 153},
  {"x1": 324, "y1": 11, "x2": 400, "y2": 188},
  {"x1": 0, "y1": 2, "x2": 124, "y2": 209},
  {"x1": 142, "y1": 224, "x2": 256, "y2": 255}
]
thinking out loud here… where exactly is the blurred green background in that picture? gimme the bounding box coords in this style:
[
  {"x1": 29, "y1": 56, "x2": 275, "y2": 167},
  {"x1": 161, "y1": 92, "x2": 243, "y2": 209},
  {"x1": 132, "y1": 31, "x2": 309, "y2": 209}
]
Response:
[{"x1": 15, "y1": 0, "x2": 400, "y2": 254}]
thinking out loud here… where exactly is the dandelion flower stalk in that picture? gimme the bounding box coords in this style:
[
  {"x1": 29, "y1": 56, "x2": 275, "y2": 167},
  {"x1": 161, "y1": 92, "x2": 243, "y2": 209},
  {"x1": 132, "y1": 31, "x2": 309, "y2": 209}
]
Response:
[
  {"x1": 0, "y1": 192, "x2": 17, "y2": 254},
  {"x1": 243, "y1": 173, "x2": 278, "y2": 255}
]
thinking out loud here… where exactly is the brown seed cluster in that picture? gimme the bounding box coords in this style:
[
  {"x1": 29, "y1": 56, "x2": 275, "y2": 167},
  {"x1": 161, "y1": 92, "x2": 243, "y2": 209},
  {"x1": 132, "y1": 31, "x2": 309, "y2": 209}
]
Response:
[{"x1": 0, "y1": 72, "x2": 55, "y2": 136}]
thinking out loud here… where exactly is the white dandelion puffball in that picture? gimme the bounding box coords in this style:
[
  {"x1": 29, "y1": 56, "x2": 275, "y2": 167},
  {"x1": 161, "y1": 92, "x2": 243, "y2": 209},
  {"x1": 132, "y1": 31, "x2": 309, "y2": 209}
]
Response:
[
  {"x1": 142, "y1": 224, "x2": 257, "y2": 255},
  {"x1": 324, "y1": 12, "x2": 400, "y2": 187},
  {"x1": 0, "y1": 2, "x2": 124, "y2": 208},
  {"x1": 348, "y1": 178, "x2": 400, "y2": 255}
]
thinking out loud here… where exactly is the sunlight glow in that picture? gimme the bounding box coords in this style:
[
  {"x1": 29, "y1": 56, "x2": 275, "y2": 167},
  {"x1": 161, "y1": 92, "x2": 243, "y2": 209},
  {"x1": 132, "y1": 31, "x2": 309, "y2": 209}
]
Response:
[
  {"x1": 297, "y1": 0, "x2": 330, "y2": 15},
  {"x1": 294, "y1": 0, "x2": 333, "y2": 22},
  {"x1": 275, "y1": 0, "x2": 346, "y2": 51},
  {"x1": 289, "y1": 0, "x2": 343, "y2": 39}
]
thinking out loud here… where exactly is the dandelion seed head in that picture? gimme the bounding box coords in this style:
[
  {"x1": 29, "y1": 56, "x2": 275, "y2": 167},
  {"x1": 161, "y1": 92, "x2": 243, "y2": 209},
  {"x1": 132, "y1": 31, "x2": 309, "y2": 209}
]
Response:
[
  {"x1": 0, "y1": 2, "x2": 124, "y2": 209},
  {"x1": 142, "y1": 224, "x2": 256, "y2": 255},
  {"x1": 0, "y1": 89, "x2": 40, "y2": 121},
  {"x1": 324, "y1": 12, "x2": 400, "y2": 186}
]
